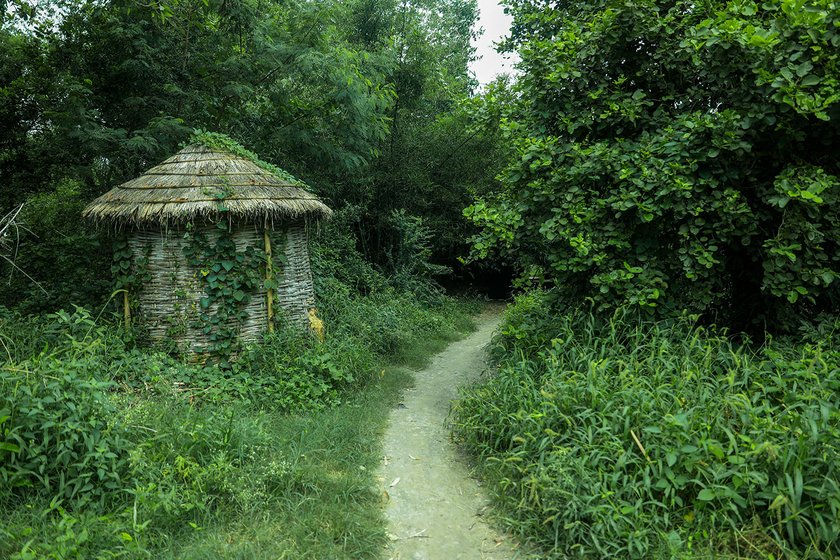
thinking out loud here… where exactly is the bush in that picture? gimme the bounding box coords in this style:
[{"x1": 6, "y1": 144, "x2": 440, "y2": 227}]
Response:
[
  {"x1": 0, "y1": 179, "x2": 112, "y2": 313},
  {"x1": 453, "y1": 291, "x2": 840, "y2": 558},
  {"x1": 1, "y1": 310, "x2": 133, "y2": 507},
  {"x1": 465, "y1": 0, "x2": 840, "y2": 332}
]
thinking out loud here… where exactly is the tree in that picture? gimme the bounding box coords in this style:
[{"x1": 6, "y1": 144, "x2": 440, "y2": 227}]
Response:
[
  {"x1": 466, "y1": 0, "x2": 840, "y2": 329},
  {"x1": 0, "y1": 0, "x2": 492, "y2": 309},
  {"x1": 0, "y1": 0, "x2": 396, "y2": 309}
]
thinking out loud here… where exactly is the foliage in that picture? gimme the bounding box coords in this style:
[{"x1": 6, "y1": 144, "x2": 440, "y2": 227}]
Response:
[
  {"x1": 0, "y1": 180, "x2": 112, "y2": 313},
  {"x1": 0, "y1": 308, "x2": 132, "y2": 506},
  {"x1": 384, "y1": 209, "x2": 451, "y2": 293},
  {"x1": 310, "y1": 205, "x2": 390, "y2": 297},
  {"x1": 182, "y1": 221, "x2": 267, "y2": 366},
  {"x1": 0, "y1": 0, "x2": 490, "y2": 314},
  {"x1": 466, "y1": 0, "x2": 840, "y2": 330},
  {"x1": 187, "y1": 130, "x2": 305, "y2": 186},
  {"x1": 454, "y1": 290, "x2": 840, "y2": 558},
  {"x1": 0, "y1": 282, "x2": 477, "y2": 558}
]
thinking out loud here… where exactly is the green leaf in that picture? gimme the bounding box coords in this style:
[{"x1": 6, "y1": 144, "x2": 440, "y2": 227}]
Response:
[
  {"x1": 707, "y1": 444, "x2": 725, "y2": 460},
  {"x1": 795, "y1": 61, "x2": 813, "y2": 77},
  {"x1": 697, "y1": 488, "x2": 717, "y2": 501}
]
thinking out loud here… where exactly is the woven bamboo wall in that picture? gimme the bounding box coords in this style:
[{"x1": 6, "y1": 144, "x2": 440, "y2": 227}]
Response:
[
  {"x1": 128, "y1": 222, "x2": 313, "y2": 354},
  {"x1": 276, "y1": 224, "x2": 315, "y2": 328}
]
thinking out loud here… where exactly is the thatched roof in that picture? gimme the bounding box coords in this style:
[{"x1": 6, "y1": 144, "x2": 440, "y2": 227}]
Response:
[{"x1": 83, "y1": 144, "x2": 332, "y2": 226}]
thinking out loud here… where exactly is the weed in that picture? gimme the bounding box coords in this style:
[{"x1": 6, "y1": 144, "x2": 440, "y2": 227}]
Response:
[
  {"x1": 453, "y1": 290, "x2": 840, "y2": 559},
  {"x1": 0, "y1": 281, "x2": 477, "y2": 558}
]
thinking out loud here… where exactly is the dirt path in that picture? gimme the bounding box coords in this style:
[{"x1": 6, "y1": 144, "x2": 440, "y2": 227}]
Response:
[{"x1": 380, "y1": 305, "x2": 518, "y2": 560}]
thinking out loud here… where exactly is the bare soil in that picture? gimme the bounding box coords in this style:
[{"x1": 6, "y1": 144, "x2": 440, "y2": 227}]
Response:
[{"x1": 380, "y1": 305, "x2": 520, "y2": 560}]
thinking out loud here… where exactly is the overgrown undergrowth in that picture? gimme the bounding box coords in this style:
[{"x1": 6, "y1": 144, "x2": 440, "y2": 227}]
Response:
[
  {"x1": 0, "y1": 284, "x2": 477, "y2": 559},
  {"x1": 453, "y1": 290, "x2": 840, "y2": 559}
]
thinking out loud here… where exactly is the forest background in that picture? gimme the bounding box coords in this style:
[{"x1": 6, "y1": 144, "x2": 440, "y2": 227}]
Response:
[{"x1": 1, "y1": 0, "x2": 839, "y2": 558}]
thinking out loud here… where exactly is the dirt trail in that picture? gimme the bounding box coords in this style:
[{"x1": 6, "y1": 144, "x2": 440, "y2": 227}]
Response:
[{"x1": 380, "y1": 305, "x2": 518, "y2": 560}]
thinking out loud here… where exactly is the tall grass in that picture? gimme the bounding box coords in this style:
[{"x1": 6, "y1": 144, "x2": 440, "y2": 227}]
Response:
[
  {"x1": 453, "y1": 290, "x2": 840, "y2": 559},
  {"x1": 0, "y1": 288, "x2": 477, "y2": 559}
]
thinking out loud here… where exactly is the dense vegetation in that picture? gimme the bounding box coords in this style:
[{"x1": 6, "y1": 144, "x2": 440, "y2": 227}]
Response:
[
  {"x1": 1, "y1": 263, "x2": 477, "y2": 558},
  {"x1": 0, "y1": 0, "x2": 501, "y2": 313},
  {"x1": 0, "y1": 0, "x2": 486, "y2": 557},
  {"x1": 466, "y1": 0, "x2": 839, "y2": 332},
  {"x1": 456, "y1": 0, "x2": 840, "y2": 558},
  {"x1": 2, "y1": 0, "x2": 839, "y2": 558},
  {"x1": 455, "y1": 293, "x2": 839, "y2": 558}
]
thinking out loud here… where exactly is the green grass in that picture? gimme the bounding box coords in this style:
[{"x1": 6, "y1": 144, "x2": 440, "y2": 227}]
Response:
[
  {"x1": 453, "y1": 290, "x2": 840, "y2": 559},
  {"x1": 137, "y1": 369, "x2": 412, "y2": 559},
  {"x1": 0, "y1": 294, "x2": 479, "y2": 559}
]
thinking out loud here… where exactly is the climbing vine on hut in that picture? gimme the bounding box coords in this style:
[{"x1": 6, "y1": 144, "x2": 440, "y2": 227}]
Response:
[
  {"x1": 182, "y1": 221, "x2": 266, "y2": 367},
  {"x1": 180, "y1": 182, "x2": 288, "y2": 367},
  {"x1": 111, "y1": 238, "x2": 151, "y2": 327}
]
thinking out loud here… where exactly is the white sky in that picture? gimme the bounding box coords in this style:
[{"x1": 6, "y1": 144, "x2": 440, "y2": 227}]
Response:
[{"x1": 471, "y1": 0, "x2": 519, "y2": 87}]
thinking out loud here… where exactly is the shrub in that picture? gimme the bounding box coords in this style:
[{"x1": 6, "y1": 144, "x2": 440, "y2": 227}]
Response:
[
  {"x1": 454, "y1": 291, "x2": 840, "y2": 558},
  {"x1": 0, "y1": 311, "x2": 133, "y2": 507},
  {"x1": 465, "y1": 0, "x2": 840, "y2": 331},
  {"x1": 0, "y1": 179, "x2": 111, "y2": 313}
]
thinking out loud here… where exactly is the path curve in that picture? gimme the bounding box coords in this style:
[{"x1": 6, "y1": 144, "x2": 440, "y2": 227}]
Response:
[{"x1": 381, "y1": 305, "x2": 517, "y2": 560}]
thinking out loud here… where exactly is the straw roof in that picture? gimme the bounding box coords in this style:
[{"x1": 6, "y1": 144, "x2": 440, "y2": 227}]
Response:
[{"x1": 83, "y1": 144, "x2": 332, "y2": 225}]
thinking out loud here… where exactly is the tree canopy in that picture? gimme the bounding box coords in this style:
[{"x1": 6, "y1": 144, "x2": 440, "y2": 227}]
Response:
[
  {"x1": 0, "y1": 0, "x2": 493, "y2": 310},
  {"x1": 466, "y1": 0, "x2": 839, "y2": 330}
]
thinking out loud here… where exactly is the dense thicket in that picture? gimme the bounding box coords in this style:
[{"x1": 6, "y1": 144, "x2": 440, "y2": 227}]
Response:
[
  {"x1": 0, "y1": 0, "x2": 498, "y2": 312},
  {"x1": 466, "y1": 0, "x2": 839, "y2": 331},
  {"x1": 455, "y1": 293, "x2": 840, "y2": 558},
  {"x1": 454, "y1": 1, "x2": 840, "y2": 558}
]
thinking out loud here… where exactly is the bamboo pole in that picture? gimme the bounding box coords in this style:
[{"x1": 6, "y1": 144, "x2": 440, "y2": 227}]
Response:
[
  {"x1": 123, "y1": 290, "x2": 131, "y2": 329},
  {"x1": 264, "y1": 230, "x2": 275, "y2": 333}
]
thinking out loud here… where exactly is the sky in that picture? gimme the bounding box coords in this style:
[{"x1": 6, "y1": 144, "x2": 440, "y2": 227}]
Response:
[{"x1": 470, "y1": 0, "x2": 519, "y2": 87}]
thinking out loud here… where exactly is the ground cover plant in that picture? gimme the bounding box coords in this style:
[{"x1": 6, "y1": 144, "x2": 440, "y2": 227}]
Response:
[
  {"x1": 0, "y1": 244, "x2": 478, "y2": 559},
  {"x1": 453, "y1": 290, "x2": 840, "y2": 559}
]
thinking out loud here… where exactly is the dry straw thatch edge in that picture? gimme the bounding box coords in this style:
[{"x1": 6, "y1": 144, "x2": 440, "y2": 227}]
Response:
[{"x1": 82, "y1": 143, "x2": 332, "y2": 227}]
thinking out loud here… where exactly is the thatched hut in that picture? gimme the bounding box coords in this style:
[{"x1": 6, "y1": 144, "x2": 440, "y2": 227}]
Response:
[{"x1": 83, "y1": 143, "x2": 331, "y2": 356}]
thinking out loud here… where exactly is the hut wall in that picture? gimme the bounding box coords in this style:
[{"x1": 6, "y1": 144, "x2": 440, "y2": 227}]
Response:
[
  {"x1": 129, "y1": 222, "x2": 314, "y2": 354},
  {"x1": 130, "y1": 225, "x2": 267, "y2": 353},
  {"x1": 275, "y1": 223, "x2": 315, "y2": 328}
]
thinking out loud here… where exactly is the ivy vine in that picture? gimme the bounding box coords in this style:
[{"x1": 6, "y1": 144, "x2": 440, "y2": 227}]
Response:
[
  {"x1": 111, "y1": 238, "x2": 150, "y2": 320},
  {"x1": 182, "y1": 221, "x2": 265, "y2": 368}
]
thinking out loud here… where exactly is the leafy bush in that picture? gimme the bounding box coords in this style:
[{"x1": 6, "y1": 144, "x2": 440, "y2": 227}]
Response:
[
  {"x1": 310, "y1": 205, "x2": 390, "y2": 298},
  {"x1": 466, "y1": 0, "x2": 840, "y2": 331},
  {"x1": 233, "y1": 328, "x2": 358, "y2": 410},
  {"x1": 384, "y1": 209, "x2": 451, "y2": 299},
  {"x1": 1, "y1": 310, "x2": 132, "y2": 507},
  {"x1": 454, "y1": 291, "x2": 840, "y2": 558},
  {"x1": 0, "y1": 180, "x2": 112, "y2": 313}
]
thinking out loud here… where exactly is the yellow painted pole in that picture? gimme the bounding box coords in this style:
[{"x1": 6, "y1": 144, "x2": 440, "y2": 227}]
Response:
[{"x1": 264, "y1": 230, "x2": 275, "y2": 333}]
